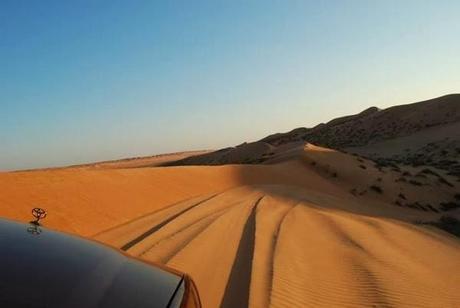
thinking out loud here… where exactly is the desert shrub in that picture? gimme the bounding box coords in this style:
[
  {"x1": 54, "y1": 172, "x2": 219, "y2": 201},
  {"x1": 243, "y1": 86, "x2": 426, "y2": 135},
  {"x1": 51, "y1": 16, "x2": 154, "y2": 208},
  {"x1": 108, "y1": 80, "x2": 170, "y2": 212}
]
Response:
[
  {"x1": 427, "y1": 204, "x2": 439, "y2": 213},
  {"x1": 410, "y1": 159, "x2": 424, "y2": 167},
  {"x1": 331, "y1": 172, "x2": 338, "y2": 178},
  {"x1": 369, "y1": 185, "x2": 383, "y2": 194},
  {"x1": 374, "y1": 159, "x2": 387, "y2": 168},
  {"x1": 409, "y1": 180, "x2": 423, "y2": 186},
  {"x1": 421, "y1": 168, "x2": 439, "y2": 177},
  {"x1": 359, "y1": 164, "x2": 367, "y2": 170},
  {"x1": 357, "y1": 158, "x2": 364, "y2": 163},
  {"x1": 409, "y1": 202, "x2": 426, "y2": 211},
  {"x1": 438, "y1": 177, "x2": 454, "y2": 187},
  {"x1": 310, "y1": 161, "x2": 317, "y2": 166},
  {"x1": 377, "y1": 177, "x2": 382, "y2": 182},
  {"x1": 415, "y1": 173, "x2": 427, "y2": 178},
  {"x1": 396, "y1": 177, "x2": 407, "y2": 183},
  {"x1": 455, "y1": 194, "x2": 460, "y2": 201},
  {"x1": 394, "y1": 200, "x2": 403, "y2": 206},
  {"x1": 432, "y1": 216, "x2": 460, "y2": 237},
  {"x1": 439, "y1": 160, "x2": 456, "y2": 166},
  {"x1": 398, "y1": 193, "x2": 406, "y2": 200},
  {"x1": 418, "y1": 204, "x2": 428, "y2": 212},
  {"x1": 244, "y1": 157, "x2": 266, "y2": 164},
  {"x1": 387, "y1": 162, "x2": 399, "y2": 168},
  {"x1": 402, "y1": 171, "x2": 412, "y2": 176},
  {"x1": 440, "y1": 202, "x2": 460, "y2": 211},
  {"x1": 350, "y1": 188, "x2": 358, "y2": 196}
]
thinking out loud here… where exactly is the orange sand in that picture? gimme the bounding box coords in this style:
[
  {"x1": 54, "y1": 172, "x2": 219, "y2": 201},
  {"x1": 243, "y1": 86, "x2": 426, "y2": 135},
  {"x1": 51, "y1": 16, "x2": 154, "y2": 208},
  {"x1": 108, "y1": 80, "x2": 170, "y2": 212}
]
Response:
[{"x1": 1, "y1": 145, "x2": 459, "y2": 307}]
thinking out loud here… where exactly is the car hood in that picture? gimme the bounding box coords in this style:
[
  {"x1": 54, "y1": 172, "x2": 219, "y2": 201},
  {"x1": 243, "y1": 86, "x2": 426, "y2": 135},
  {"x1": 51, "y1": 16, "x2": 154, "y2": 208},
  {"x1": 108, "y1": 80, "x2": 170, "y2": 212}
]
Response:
[{"x1": 0, "y1": 218, "x2": 182, "y2": 308}]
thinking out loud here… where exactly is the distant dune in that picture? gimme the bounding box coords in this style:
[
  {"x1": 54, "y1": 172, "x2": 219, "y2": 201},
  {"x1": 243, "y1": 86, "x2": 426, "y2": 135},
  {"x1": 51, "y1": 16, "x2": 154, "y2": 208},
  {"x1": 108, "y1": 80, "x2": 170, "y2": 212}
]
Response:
[
  {"x1": 168, "y1": 94, "x2": 460, "y2": 175},
  {"x1": 80, "y1": 150, "x2": 211, "y2": 169},
  {"x1": 261, "y1": 94, "x2": 460, "y2": 176},
  {"x1": 1, "y1": 95, "x2": 460, "y2": 307},
  {"x1": 14, "y1": 150, "x2": 210, "y2": 172},
  {"x1": 262, "y1": 94, "x2": 460, "y2": 148}
]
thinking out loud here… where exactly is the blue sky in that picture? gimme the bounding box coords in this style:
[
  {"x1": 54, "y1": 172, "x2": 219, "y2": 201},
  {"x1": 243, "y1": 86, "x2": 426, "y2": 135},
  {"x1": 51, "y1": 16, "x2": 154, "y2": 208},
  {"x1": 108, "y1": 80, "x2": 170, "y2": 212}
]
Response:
[{"x1": 1, "y1": 1, "x2": 459, "y2": 170}]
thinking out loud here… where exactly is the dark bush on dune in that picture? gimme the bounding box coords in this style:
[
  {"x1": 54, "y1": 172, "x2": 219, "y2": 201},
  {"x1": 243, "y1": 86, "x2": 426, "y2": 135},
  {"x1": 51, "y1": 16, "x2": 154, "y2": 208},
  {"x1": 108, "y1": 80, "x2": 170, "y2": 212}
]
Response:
[
  {"x1": 426, "y1": 204, "x2": 439, "y2": 213},
  {"x1": 350, "y1": 188, "x2": 358, "y2": 196},
  {"x1": 417, "y1": 204, "x2": 428, "y2": 212},
  {"x1": 438, "y1": 177, "x2": 454, "y2": 187},
  {"x1": 369, "y1": 185, "x2": 383, "y2": 194},
  {"x1": 421, "y1": 168, "x2": 440, "y2": 177},
  {"x1": 409, "y1": 180, "x2": 423, "y2": 186},
  {"x1": 440, "y1": 201, "x2": 460, "y2": 211},
  {"x1": 431, "y1": 216, "x2": 460, "y2": 238}
]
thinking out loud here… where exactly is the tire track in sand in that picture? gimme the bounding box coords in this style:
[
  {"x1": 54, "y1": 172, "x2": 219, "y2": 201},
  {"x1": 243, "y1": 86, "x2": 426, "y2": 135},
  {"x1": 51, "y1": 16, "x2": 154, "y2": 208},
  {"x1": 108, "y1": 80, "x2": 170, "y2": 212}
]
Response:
[
  {"x1": 93, "y1": 194, "x2": 215, "y2": 247},
  {"x1": 138, "y1": 206, "x2": 235, "y2": 262},
  {"x1": 220, "y1": 196, "x2": 264, "y2": 308},
  {"x1": 120, "y1": 194, "x2": 218, "y2": 251},
  {"x1": 265, "y1": 203, "x2": 297, "y2": 308},
  {"x1": 128, "y1": 189, "x2": 265, "y2": 257}
]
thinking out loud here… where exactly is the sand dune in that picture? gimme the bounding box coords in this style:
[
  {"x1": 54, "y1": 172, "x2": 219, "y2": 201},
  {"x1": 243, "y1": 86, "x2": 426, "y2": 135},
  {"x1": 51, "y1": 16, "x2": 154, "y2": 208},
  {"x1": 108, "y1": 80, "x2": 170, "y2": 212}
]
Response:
[
  {"x1": 262, "y1": 94, "x2": 460, "y2": 149},
  {"x1": 257, "y1": 94, "x2": 460, "y2": 178},
  {"x1": 15, "y1": 150, "x2": 210, "y2": 171},
  {"x1": 1, "y1": 145, "x2": 459, "y2": 307},
  {"x1": 94, "y1": 185, "x2": 460, "y2": 307}
]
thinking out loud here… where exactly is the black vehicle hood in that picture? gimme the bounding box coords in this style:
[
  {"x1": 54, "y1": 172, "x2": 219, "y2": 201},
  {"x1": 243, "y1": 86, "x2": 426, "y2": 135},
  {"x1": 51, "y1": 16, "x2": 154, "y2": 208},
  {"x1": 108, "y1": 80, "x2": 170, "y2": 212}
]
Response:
[{"x1": 0, "y1": 218, "x2": 182, "y2": 308}]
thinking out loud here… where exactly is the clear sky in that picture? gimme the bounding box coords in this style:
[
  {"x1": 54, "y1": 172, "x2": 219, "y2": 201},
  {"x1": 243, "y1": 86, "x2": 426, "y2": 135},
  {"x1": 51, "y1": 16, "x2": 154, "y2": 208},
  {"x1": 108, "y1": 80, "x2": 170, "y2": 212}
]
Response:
[{"x1": 1, "y1": 1, "x2": 459, "y2": 170}]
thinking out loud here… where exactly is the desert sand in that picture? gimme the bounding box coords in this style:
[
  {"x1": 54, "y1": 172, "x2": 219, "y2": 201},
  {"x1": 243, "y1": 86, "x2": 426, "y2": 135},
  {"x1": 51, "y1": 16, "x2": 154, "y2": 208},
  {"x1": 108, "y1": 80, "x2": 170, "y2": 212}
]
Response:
[{"x1": 1, "y1": 144, "x2": 459, "y2": 307}]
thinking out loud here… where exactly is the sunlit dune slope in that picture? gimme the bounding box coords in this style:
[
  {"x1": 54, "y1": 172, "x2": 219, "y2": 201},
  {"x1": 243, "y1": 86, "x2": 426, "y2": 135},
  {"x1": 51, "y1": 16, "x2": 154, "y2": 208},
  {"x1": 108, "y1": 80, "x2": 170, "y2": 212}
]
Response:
[
  {"x1": 0, "y1": 165, "x2": 241, "y2": 235},
  {"x1": 1, "y1": 144, "x2": 459, "y2": 307},
  {"x1": 95, "y1": 185, "x2": 460, "y2": 308}
]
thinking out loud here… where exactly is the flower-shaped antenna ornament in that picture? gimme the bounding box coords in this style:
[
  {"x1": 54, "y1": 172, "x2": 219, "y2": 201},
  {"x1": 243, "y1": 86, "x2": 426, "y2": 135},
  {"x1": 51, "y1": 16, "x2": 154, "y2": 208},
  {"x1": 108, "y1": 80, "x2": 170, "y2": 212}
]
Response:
[{"x1": 31, "y1": 208, "x2": 47, "y2": 226}]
